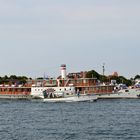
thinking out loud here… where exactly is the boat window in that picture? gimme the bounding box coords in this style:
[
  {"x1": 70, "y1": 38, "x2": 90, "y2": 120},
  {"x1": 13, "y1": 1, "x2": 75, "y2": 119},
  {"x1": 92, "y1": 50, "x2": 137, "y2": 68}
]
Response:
[
  {"x1": 4, "y1": 89, "x2": 7, "y2": 92},
  {"x1": 125, "y1": 90, "x2": 129, "y2": 92},
  {"x1": 26, "y1": 89, "x2": 29, "y2": 92},
  {"x1": 9, "y1": 88, "x2": 12, "y2": 92}
]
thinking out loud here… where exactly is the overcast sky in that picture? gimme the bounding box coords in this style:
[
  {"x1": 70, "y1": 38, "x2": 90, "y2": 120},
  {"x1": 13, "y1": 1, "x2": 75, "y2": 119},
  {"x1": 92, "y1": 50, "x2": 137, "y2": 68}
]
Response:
[{"x1": 0, "y1": 0, "x2": 140, "y2": 78}]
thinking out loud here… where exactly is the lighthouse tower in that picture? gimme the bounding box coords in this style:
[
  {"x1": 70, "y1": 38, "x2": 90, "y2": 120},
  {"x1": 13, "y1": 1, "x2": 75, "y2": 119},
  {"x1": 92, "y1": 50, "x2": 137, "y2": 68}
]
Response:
[{"x1": 60, "y1": 64, "x2": 67, "y2": 79}]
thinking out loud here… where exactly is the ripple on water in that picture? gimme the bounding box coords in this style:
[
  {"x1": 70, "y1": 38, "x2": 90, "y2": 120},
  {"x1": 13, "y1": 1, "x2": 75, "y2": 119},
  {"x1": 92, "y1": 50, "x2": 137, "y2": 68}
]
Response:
[{"x1": 0, "y1": 99, "x2": 140, "y2": 140}]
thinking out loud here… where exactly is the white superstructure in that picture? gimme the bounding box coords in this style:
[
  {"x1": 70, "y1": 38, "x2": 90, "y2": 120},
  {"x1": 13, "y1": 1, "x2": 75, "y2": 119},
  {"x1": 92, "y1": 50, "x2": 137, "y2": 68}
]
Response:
[{"x1": 31, "y1": 86, "x2": 75, "y2": 99}]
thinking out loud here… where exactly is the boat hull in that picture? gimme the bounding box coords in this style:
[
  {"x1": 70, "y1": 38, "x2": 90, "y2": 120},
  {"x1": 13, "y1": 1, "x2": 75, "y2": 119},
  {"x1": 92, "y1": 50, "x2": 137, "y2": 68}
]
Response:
[{"x1": 43, "y1": 94, "x2": 98, "y2": 102}]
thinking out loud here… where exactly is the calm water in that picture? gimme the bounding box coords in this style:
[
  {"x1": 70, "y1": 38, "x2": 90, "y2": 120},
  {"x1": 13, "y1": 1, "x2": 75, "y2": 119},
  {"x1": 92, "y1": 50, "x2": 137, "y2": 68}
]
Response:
[{"x1": 0, "y1": 99, "x2": 140, "y2": 140}]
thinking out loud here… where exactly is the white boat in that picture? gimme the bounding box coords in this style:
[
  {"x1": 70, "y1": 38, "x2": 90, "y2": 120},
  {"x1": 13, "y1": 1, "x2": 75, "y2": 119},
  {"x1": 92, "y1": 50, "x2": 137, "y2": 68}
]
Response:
[
  {"x1": 31, "y1": 86, "x2": 97, "y2": 102},
  {"x1": 43, "y1": 92, "x2": 97, "y2": 102},
  {"x1": 97, "y1": 88, "x2": 140, "y2": 99}
]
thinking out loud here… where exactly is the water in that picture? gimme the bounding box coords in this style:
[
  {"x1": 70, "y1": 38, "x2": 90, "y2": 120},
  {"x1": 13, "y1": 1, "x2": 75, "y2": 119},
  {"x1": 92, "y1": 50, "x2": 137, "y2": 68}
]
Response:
[{"x1": 0, "y1": 99, "x2": 140, "y2": 140}]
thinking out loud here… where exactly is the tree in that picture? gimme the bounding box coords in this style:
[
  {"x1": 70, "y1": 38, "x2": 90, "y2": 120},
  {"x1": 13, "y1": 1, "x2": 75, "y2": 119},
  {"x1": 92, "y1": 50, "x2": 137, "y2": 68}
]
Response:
[
  {"x1": 134, "y1": 75, "x2": 140, "y2": 80},
  {"x1": 110, "y1": 76, "x2": 132, "y2": 86},
  {"x1": 86, "y1": 70, "x2": 100, "y2": 79},
  {"x1": 86, "y1": 70, "x2": 110, "y2": 83}
]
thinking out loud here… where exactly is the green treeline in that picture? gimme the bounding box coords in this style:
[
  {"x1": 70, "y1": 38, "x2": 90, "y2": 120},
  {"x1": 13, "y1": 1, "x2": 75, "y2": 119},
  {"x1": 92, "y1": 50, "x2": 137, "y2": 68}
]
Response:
[
  {"x1": 0, "y1": 71, "x2": 140, "y2": 86},
  {"x1": 0, "y1": 75, "x2": 30, "y2": 85},
  {"x1": 86, "y1": 70, "x2": 140, "y2": 86}
]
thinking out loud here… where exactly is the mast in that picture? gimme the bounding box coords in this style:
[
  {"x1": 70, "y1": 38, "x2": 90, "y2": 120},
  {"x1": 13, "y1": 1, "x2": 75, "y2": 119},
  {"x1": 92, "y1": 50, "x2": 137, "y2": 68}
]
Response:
[{"x1": 102, "y1": 63, "x2": 105, "y2": 76}]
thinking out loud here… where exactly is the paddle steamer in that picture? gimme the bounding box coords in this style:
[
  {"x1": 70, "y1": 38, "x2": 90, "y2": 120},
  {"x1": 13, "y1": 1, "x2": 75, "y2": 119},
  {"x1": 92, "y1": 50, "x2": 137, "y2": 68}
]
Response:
[{"x1": 31, "y1": 64, "x2": 115, "y2": 100}]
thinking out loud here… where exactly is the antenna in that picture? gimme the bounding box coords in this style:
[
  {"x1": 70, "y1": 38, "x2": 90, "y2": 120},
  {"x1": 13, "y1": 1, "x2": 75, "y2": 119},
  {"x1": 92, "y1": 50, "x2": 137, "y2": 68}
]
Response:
[{"x1": 102, "y1": 63, "x2": 105, "y2": 76}]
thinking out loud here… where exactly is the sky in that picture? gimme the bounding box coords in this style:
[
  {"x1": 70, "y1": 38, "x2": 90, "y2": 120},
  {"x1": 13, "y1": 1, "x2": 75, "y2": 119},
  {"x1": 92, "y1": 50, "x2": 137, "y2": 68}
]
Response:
[{"x1": 0, "y1": 0, "x2": 140, "y2": 79}]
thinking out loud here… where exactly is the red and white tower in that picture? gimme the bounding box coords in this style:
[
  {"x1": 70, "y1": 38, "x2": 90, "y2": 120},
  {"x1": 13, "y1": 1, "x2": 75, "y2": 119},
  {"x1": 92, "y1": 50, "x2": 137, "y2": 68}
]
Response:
[{"x1": 60, "y1": 64, "x2": 67, "y2": 79}]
